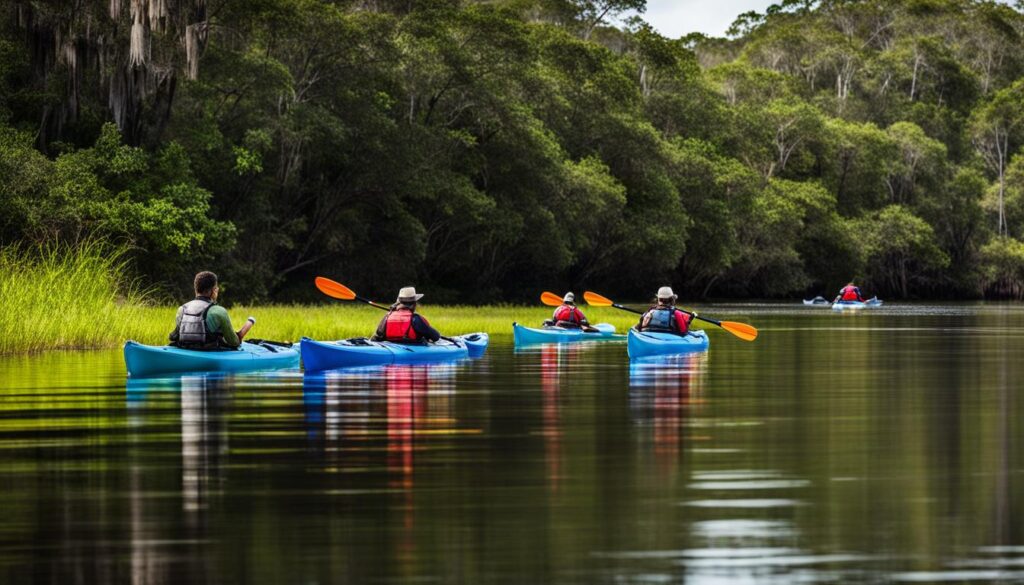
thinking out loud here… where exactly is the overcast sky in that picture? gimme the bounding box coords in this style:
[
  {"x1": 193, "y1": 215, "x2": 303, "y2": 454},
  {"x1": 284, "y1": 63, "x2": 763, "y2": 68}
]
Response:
[
  {"x1": 641, "y1": 0, "x2": 1020, "y2": 38},
  {"x1": 642, "y1": 0, "x2": 774, "y2": 37}
]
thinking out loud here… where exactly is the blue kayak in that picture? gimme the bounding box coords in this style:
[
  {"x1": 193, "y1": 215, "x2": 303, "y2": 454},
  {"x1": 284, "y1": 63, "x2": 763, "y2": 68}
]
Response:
[
  {"x1": 301, "y1": 333, "x2": 488, "y2": 372},
  {"x1": 512, "y1": 322, "x2": 623, "y2": 345},
  {"x1": 124, "y1": 340, "x2": 300, "y2": 377},
  {"x1": 627, "y1": 329, "x2": 709, "y2": 359},
  {"x1": 832, "y1": 297, "x2": 883, "y2": 311}
]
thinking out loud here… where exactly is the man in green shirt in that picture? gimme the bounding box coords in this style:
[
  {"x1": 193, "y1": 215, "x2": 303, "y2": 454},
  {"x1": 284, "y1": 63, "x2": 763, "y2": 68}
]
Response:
[{"x1": 169, "y1": 271, "x2": 254, "y2": 349}]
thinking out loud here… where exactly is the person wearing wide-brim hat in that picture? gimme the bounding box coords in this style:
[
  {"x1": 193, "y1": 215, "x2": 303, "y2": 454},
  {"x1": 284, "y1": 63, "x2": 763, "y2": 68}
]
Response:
[
  {"x1": 546, "y1": 292, "x2": 591, "y2": 329},
  {"x1": 637, "y1": 286, "x2": 692, "y2": 334},
  {"x1": 372, "y1": 286, "x2": 441, "y2": 343}
]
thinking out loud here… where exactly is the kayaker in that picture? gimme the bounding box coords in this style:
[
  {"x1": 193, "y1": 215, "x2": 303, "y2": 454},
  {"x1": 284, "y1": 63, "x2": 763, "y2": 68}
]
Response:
[
  {"x1": 548, "y1": 292, "x2": 590, "y2": 329},
  {"x1": 169, "y1": 271, "x2": 254, "y2": 350},
  {"x1": 637, "y1": 287, "x2": 692, "y2": 334},
  {"x1": 834, "y1": 282, "x2": 865, "y2": 303},
  {"x1": 373, "y1": 286, "x2": 441, "y2": 343}
]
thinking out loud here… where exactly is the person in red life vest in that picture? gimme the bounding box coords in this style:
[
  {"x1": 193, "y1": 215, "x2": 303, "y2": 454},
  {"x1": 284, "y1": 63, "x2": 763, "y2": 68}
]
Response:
[
  {"x1": 372, "y1": 286, "x2": 441, "y2": 343},
  {"x1": 637, "y1": 286, "x2": 692, "y2": 334},
  {"x1": 833, "y1": 282, "x2": 864, "y2": 303},
  {"x1": 550, "y1": 292, "x2": 589, "y2": 329}
]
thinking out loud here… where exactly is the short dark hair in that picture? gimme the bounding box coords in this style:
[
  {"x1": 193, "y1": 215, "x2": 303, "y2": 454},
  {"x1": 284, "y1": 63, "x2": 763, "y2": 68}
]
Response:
[{"x1": 194, "y1": 271, "x2": 218, "y2": 295}]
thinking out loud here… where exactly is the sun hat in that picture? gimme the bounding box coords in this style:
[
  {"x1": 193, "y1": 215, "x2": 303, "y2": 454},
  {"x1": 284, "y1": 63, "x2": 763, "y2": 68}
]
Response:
[
  {"x1": 563, "y1": 292, "x2": 575, "y2": 303},
  {"x1": 397, "y1": 286, "x2": 424, "y2": 303},
  {"x1": 657, "y1": 286, "x2": 675, "y2": 300}
]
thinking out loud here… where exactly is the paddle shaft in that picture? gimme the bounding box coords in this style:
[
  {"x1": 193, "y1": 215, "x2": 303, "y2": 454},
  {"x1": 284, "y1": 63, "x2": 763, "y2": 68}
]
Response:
[{"x1": 608, "y1": 302, "x2": 722, "y2": 327}]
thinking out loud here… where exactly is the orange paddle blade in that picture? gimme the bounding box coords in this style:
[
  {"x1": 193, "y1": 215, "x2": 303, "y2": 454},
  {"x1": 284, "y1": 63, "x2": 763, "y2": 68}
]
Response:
[
  {"x1": 540, "y1": 292, "x2": 564, "y2": 307},
  {"x1": 720, "y1": 321, "x2": 758, "y2": 341},
  {"x1": 315, "y1": 277, "x2": 356, "y2": 300},
  {"x1": 583, "y1": 291, "x2": 614, "y2": 307}
]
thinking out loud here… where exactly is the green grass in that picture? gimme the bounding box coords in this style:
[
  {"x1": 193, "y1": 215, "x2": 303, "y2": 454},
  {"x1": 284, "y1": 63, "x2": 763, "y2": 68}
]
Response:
[
  {"x1": 129, "y1": 303, "x2": 642, "y2": 346},
  {"x1": 0, "y1": 243, "x2": 152, "y2": 354},
  {"x1": 0, "y1": 244, "x2": 641, "y2": 353}
]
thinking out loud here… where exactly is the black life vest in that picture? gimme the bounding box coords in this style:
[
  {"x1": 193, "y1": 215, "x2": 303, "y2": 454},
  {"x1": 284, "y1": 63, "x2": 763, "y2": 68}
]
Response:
[{"x1": 174, "y1": 298, "x2": 224, "y2": 349}]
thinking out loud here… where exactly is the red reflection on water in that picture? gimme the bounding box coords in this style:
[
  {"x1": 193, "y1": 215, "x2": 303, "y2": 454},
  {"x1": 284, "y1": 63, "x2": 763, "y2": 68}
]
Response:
[
  {"x1": 386, "y1": 365, "x2": 428, "y2": 491},
  {"x1": 541, "y1": 346, "x2": 563, "y2": 492},
  {"x1": 630, "y1": 355, "x2": 706, "y2": 478}
]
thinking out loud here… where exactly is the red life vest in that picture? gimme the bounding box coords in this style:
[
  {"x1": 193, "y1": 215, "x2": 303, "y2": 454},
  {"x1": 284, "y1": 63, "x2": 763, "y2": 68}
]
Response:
[
  {"x1": 840, "y1": 286, "x2": 860, "y2": 301},
  {"x1": 553, "y1": 305, "x2": 583, "y2": 326},
  {"x1": 383, "y1": 308, "x2": 419, "y2": 341}
]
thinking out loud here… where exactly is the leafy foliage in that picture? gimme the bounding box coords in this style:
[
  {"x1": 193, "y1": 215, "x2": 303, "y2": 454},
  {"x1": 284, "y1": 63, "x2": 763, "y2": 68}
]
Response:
[{"x1": 3, "y1": 0, "x2": 1024, "y2": 300}]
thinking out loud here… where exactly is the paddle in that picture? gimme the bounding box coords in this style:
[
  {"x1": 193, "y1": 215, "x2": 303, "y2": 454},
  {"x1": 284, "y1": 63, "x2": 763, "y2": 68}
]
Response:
[
  {"x1": 540, "y1": 291, "x2": 564, "y2": 307},
  {"x1": 315, "y1": 277, "x2": 390, "y2": 311},
  {"x1": 315, "y1": 276, "x2": 461, "y2": 344},
  {"x1": 246, "y1": 338, "x2": 293, "y2": 348},
  {"x1": 582, "y1": 291, "x2": 758, "y2": 342}
]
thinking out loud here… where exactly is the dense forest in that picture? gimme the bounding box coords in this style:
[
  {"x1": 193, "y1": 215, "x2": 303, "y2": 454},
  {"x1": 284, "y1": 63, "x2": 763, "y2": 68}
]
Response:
[{"x1": 2, "y1": 0, "x2": 1024, "y2": 302}]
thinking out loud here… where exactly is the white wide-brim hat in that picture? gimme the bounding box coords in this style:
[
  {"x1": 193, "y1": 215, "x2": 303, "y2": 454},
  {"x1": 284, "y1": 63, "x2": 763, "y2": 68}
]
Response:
[
  {"x1": 397, "y1": 286, "x2": 424, "y2": 303},
  {"x1": 657, "y1": 286, "x2": 675, "y2": 299},
  {"x1": 563, "y1": 292, "x2": 575, "y2": 302}
]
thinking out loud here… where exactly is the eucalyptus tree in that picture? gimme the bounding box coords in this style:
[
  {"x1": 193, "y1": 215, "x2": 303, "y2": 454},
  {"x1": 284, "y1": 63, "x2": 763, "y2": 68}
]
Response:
[{"x1": 970, "y1": 79, "x2": 1024, "y2": 236}]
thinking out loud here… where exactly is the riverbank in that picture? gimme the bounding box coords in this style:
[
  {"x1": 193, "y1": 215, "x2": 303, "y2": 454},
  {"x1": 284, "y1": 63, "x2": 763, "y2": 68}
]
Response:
[
  {"x1": 126, "y1": 304, "x2": 643, "y2": 347},
  {"x1": 0, "y1": 244, "x2": 652, "y2": 354},
  {"x1": 4, "y1": 300, "x2": 643, "y2": 354}
]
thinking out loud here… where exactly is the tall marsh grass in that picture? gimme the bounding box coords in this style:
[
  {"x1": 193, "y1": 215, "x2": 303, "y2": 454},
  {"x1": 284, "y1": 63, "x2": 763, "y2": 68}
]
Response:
[
  {"x1": 0, "y1": 244, "x2": 645, "y2": 353},
  {"x1": 131, "y1": 303, "x2": 643, "y2": 345},
  {"x1": 0, "y1": 243, "x2": 151, "y2": 353}
]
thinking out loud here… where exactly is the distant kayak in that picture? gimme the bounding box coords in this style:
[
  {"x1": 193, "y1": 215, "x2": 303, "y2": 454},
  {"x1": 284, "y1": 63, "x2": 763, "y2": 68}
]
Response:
[
  {"x1": 832, "y1": 297, "x2": 883, "y2": 311},
  {"x1": 300, "y1": 333, "x2": 488, "y2": 372},
  {"x1": 803, "y1": 296, "x2": 829, "y2": 306},
  {"x1": 627, "y1": 329, "x2": 710, "y2": 359},
  {"x1": 124, "y1": 340, "x2": 300, "y2": 377},
  {"x1": 512, "y1": 322, "x2": 624, "y2": 345}
]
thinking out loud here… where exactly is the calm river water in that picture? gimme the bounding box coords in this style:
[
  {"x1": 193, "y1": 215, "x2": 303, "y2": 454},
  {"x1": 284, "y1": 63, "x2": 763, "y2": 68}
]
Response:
[{"x1": 2, "y1": 303, "x2": 1024, "y2": 584}]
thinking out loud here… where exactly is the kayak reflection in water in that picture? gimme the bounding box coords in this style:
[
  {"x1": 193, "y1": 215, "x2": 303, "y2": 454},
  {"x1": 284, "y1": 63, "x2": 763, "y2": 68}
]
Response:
[
  {"x1": 834, "y1": 281, "x2": 866, "y2": 303},
  {"x1": 168, "y1": 271, "x2": 254, "y2": 350},
  {"x1": 543, "y1": 292, "x2": 591, "y2": 329},
  {"x1": 637, "y1": 286, "x2": 692, "y2": 335},
  {"x1": 372, "y1": 286, "x2": 442, "y2": 343}
]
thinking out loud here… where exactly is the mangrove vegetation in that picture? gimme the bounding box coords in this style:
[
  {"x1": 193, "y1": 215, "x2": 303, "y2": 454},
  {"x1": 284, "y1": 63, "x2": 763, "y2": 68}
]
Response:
[{"x1": 3, "y1": 0, "x2": 1024, "y2": 302}]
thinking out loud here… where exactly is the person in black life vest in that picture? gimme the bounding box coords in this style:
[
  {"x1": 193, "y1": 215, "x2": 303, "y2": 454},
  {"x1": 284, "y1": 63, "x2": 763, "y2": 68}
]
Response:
[
  {"x1": 372, "y1": 286, "x2": 441, "y2": 343},
  {"x1": 834, "y1": 282, "x2": 865, "y2": 303},
  {"x1": 169, "y1": 271, "x2": 255, "y2": 349},
  {"x1": 637, "y1": 286, "x2": 692, "y2": 334},
  {"x1": 549, "y1": 292, "x2": 590, "y2": 329}
]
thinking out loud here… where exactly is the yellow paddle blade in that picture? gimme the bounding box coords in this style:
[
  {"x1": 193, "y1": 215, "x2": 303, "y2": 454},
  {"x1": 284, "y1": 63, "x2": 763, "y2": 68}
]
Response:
[
  {"x1": 583, "y1": 291, "x2": 614, "y2": 307},
  {"x1": 314, "y1": 277, "x2": 356, "y2": 301},
  {"x1": 540, "y1": 292, "x2": 564, "y2": 307},
  {"x1": 720, "y1": 321, "x2": 758, "y2": 341}
]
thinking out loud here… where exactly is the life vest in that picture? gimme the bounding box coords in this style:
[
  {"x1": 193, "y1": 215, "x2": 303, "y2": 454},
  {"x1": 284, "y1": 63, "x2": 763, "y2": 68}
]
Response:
[
  {"x1": 840, "y1": 286, "x2": 860, "y2": 301},
  {"x1": 175, "y1": 298, "x2": 223, "y2": 349},
  {"x1": 645, "y1": 307, "x2": 678, "y2": 332},
  {"x1": 644, "y1": 306, "x2": 688, "y2": 333},
  {"x1": 553, "y1": 305, "x2": 581, "y2": 328},
  {"x1": 383, "y1": 308, "x2": 419, "y2": 342}
]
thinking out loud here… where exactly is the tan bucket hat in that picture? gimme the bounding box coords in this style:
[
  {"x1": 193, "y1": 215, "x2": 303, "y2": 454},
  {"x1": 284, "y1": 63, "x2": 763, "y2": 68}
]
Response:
[
  {"x1": 657, "y1": 286, "x2": 675, "y2": 300},
  {"x1": 397, "y1": 286, "x2": 424, "y2": 303}
]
